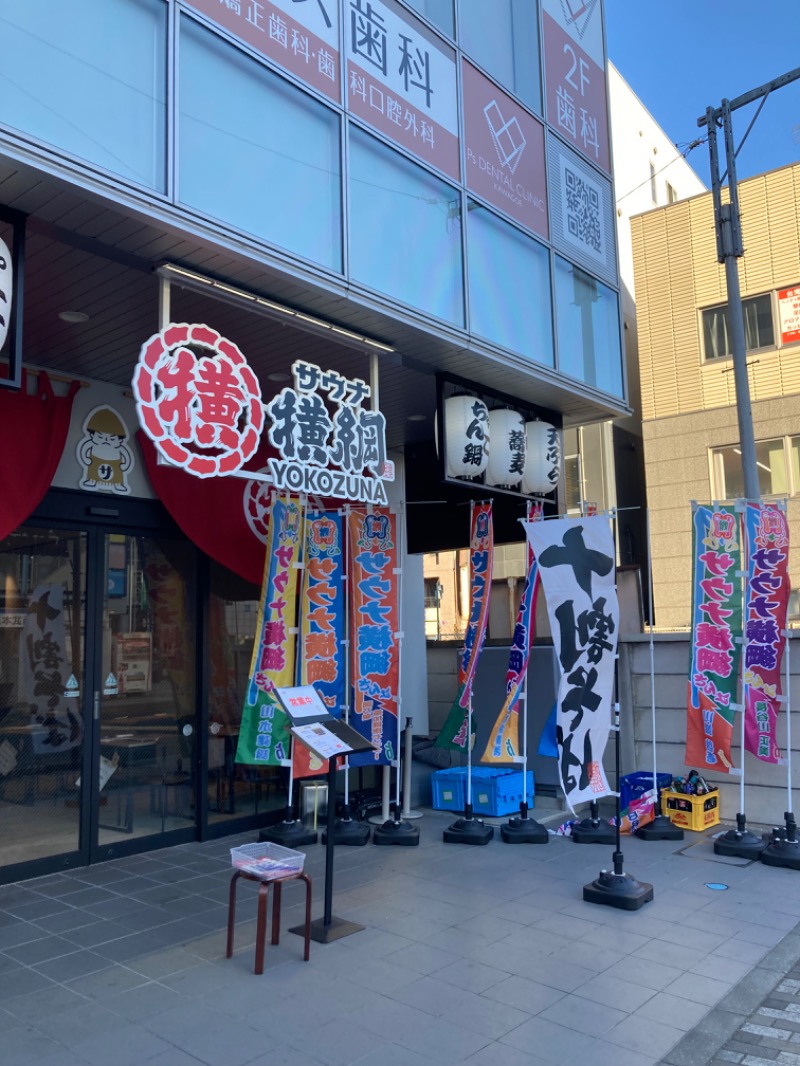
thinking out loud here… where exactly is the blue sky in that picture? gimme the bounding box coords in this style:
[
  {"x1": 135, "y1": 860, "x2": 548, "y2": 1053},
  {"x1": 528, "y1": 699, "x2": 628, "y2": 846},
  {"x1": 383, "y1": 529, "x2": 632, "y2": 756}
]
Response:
[{"x1": 604, "y1": 1, "x2": 800, "y2": 187}]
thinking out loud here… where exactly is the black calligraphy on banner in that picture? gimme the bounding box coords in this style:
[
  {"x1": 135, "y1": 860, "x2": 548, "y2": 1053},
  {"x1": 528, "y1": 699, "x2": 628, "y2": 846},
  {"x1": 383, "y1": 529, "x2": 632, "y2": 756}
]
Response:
[
  {"x1": 523, "y1": 517, "x2": 617, "y2": 809},
  {"x1": 19, "y1": 585, "x2": 82, "y2": 753}
]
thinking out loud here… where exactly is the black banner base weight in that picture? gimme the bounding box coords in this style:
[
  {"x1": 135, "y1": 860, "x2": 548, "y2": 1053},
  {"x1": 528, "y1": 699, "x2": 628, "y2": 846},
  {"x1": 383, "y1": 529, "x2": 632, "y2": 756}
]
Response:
[
  {"x1": 322, "y1": 818, "x2": 371, "y2": 846},
  {"x1": 443, "y1": 816, "x2": 494, "y2": 845},
  {"x1": 373, "y1": 816, "x2": 420, "y2": 846},
  {"x1": 292, "y1": 916, "x2": 365, "y2": 944},
  {"x1": 761, "y1": 838, "x2": 800, "y2": 869},
  {"x1": 501, "y1": 815, "x2": 549, "y2": 844},
  {"x1": 636, "y1": 815, "x2": 684, "y2": 841},
  {"x1": 572, "y1": 818, "x2": 616, "y2": 845},
  {"x1": 583, "y1": 869, "x2": 654, "y2": 911},
  {"x1": 259, "y1": 820, "x2": 318, "y2": 847},
  {"x1": 714, "y1": 813, "x2": 767, "y2": 859}
]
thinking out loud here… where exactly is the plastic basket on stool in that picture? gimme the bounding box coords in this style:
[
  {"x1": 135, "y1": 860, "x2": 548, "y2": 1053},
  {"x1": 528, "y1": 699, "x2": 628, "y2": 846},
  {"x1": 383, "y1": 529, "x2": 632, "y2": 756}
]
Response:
[{"x1": 230, "y1": 841, "x2": 305, "y2": 880}]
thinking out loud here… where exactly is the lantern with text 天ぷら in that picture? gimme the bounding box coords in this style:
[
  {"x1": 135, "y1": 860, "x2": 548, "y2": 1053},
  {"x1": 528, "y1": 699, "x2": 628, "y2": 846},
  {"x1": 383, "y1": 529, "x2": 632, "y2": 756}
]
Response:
[
  {"x1": 485, "y1": 409, "x2": 526, "y2": 487},
  {"x1": 444, "y1": 395, "x2": 490, "y2": 478},
  {"x1": 522, "y1": 421, "x2": 561, "y2": 495}
]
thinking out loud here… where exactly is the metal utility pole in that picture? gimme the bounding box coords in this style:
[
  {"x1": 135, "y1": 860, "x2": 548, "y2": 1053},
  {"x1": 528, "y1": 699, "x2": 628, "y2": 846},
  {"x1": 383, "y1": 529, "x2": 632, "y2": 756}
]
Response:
[{"x1": 698, "y1": 67, "x2": 800, "y2": 502}]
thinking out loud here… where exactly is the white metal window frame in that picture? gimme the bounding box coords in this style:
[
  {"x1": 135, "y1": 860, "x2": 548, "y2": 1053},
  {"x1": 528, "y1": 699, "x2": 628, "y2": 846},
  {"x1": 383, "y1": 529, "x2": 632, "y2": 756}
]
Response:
[
  {"x1": 699, "y1": 289, "x2": 784, "y2": 362},
  {"x1": 708, "y1": 434, "x2": 800, "y2": 500}
]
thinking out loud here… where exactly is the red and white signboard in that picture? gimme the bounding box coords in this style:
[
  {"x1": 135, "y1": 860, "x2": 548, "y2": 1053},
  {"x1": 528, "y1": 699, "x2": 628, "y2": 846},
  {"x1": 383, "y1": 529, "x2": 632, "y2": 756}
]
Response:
[
  {"x1": 542, "y1": 0, "x2": 610, "y2": 175},
  {"x1": 778, "y1": 286, "x2": 800, "y2": 346},
  {"x1": 133, "y1": 323, "x2": 265, "y2": 478},
  {"x1": 185, "y1": 0, "x2": 340, "y2": 102},
  {"x1": 462, "y1": 60, "x2": 547, "y2": 239},
  {"x1": 345, "y1": 0, "x2": 459, "y2": 180}
]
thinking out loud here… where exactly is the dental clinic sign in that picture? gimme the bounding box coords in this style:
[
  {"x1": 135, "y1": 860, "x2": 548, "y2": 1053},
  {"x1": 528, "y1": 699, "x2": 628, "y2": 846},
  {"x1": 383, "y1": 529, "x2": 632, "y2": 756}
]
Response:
[
  {"x1": 133, "y1": 326, "x2": 392, "y2": 503},
  {"x1": 266, "y1": 359, "x2": 392, "y2": 504}
]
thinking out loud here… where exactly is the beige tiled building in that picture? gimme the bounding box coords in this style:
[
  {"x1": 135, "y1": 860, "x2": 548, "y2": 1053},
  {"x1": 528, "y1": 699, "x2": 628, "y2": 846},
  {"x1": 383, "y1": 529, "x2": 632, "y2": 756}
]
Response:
[{"x1": 633, "y1": 162, "x2": 800, "y2": 629}]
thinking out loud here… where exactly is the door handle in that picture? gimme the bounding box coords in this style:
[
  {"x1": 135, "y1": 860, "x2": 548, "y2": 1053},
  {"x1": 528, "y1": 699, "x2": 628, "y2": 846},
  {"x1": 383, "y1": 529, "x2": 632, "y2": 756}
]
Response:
[{"x1": 93, "y1": 691, "x2": 100, "y2": 721}]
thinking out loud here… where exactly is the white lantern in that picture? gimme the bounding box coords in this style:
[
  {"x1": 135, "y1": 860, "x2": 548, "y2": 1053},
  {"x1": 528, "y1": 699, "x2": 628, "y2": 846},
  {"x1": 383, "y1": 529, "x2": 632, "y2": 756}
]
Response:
[
  {"x1": 522, "y1": 421, "x2": 561, "y2": 495},
  {"x1": 443, "y1": 395, "x2": 490, "y2": 478},
  {"x1": 485, "y1": 409, "x2": 526, "y2": 487}
]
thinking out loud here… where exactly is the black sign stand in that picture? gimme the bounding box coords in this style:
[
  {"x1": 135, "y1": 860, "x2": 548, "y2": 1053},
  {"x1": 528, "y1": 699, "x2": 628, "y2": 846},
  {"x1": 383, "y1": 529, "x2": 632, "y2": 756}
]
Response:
[{"x1": 276, "y1": 688, "x2": 377, "y2": 944}]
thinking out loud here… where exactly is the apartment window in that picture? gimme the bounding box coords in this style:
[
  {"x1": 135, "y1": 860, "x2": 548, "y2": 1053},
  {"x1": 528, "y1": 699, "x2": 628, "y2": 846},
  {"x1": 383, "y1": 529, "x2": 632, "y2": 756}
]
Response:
[
  {"x1": 702, "y1": 294, "x2": 775, "y2": 360},
  {"x1": 666, "y1": 182, "x2": 678, "y2": 204},
  {"x1": 710, "y1": 438, "x2": 789, "y2": 500},
  {"x1": 649, "y1": 161, "x2": 657, "y2": 204},
  {"x1": 564, "y1": 453, "x2": 583, "y2": 514}
]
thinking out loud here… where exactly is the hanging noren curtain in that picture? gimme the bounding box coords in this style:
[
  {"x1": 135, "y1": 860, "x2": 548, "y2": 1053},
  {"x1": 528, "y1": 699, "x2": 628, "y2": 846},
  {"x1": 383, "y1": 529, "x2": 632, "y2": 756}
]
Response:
[{"x1": 0, "y1": 371, "x2": 80, "y2": 542}]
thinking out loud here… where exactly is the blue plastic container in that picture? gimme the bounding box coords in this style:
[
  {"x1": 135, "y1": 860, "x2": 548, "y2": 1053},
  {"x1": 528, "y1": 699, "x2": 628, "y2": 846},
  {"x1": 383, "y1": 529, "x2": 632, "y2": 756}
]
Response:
[
  {"x1": 431, "y1": 767, "x2": 466, "y2": 811},
  {"x1": 472, "y1": 767, "x2": 535, "y2": 816},
  {"x1": 431, "y1": 767, "x2": 535, "y2": 816},
  {"x1": 619, "y1": 771, "x2": 672, "y2": 812}
]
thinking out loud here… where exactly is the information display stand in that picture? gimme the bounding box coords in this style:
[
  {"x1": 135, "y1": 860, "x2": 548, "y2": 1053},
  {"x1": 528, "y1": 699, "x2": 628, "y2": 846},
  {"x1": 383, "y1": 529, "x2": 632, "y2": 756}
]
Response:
[{"x1": 275, "y1": 686, "x2": 377, "y2": 943}]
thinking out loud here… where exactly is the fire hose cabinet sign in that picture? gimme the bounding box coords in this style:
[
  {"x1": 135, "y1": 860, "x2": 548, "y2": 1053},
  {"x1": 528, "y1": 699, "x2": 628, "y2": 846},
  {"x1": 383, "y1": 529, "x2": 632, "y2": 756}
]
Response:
[{"x1": 112, "y1": 633, "x2": 152, "y2": 695}]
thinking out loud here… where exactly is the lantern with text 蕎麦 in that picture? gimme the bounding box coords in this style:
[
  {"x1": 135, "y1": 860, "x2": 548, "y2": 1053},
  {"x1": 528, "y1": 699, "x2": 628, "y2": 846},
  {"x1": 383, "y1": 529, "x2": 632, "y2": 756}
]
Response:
[
  {"x1": 443, "y1": 395, "x2": 490, "y2": 478},
  {"x1": 521, "y1": 421, "x2": 561, "y2": 495},
  {"x1": 485, "y1": 409, "x2": 526, "y2": 488}
]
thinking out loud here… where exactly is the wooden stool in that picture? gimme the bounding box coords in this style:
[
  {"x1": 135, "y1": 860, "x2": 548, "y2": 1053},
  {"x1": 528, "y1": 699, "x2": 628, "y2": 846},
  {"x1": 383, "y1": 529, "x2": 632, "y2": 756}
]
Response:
[{"x1": 226, "y1": 869, "x2": 312, "y2": 974}]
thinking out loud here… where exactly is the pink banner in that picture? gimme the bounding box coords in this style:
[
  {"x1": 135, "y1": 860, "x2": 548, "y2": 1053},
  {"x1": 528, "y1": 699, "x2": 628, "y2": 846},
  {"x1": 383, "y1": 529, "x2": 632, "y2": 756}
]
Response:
[{"x1": 743, "y1": 502, "x2": 790, "y2": 763}]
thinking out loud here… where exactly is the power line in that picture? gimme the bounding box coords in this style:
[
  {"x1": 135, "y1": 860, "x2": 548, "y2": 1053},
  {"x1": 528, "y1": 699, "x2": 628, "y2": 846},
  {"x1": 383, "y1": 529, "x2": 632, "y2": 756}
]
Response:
[{"x1": 615, "y1": 137, "x2": 707, "y2": 204}]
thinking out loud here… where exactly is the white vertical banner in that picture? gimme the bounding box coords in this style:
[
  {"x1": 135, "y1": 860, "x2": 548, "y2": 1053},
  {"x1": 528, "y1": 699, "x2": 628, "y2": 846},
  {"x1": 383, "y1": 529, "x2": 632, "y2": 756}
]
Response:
[{"x1": 523, "y1": 515, "x2": 617, "y2": 810}]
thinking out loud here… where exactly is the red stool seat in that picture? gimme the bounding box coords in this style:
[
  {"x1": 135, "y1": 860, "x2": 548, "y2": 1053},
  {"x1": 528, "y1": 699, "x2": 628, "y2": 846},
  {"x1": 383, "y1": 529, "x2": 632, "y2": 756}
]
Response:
[{"x1": 226, "y1": 868, "x2": 312, "y2": 974}]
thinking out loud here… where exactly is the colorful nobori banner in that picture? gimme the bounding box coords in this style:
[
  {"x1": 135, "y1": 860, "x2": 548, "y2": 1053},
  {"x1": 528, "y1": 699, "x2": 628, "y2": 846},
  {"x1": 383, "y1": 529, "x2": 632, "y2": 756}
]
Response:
[
  {"x1": 236, "y1": 496, "x2": 304, "y2": 766},
  {"x1": 742, "y1": 501, "x2": 790, "y2": 763},
  {"x1": 347, "y1": 508, "x2": 400, "y2": 766},
  {"x1": 686, "y1": 506, "x2": 743, "y2": 773},
  {"x1": 482, "y1": 502, "x2": 541, "y2": 764},
  {"x1": 524, "y1": 515, "x2": 617, "y2": 810},
  {"x1": 293, "y1": 511, "x2": 347, "y2": 779},
  {"x1": 437, "y1": 501, "x2": 494, "y2": 752}
]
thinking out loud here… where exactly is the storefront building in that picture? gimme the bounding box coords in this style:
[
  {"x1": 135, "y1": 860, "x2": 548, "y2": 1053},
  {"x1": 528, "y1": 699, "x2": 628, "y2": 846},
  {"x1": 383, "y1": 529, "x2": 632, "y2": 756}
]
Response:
[{"x1": 0, "y1": 0, "x2": 626, "y2": 883}]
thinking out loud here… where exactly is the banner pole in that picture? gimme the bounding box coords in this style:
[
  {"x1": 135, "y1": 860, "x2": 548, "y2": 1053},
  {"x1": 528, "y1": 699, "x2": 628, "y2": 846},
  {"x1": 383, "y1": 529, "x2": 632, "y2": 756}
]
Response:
[
  {"x1": 584, "y1": 508, "x2": 653, "y2": 909},
  {"x1": 372, "y1": 503, "x2": 419, "y2": 845},
  {"x1": 715, "y1": 499, "x2": 767, "y2": 859},
  {"x1": 637, "y1": 508, "x2": 683, "y2": 839}
]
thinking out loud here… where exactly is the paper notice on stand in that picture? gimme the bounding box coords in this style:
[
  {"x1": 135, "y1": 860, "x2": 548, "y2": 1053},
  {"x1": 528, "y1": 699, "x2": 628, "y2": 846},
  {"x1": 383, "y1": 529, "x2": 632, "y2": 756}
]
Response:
[{"x1": 292, "y1": 723, "x2": 352, "y2": 761}]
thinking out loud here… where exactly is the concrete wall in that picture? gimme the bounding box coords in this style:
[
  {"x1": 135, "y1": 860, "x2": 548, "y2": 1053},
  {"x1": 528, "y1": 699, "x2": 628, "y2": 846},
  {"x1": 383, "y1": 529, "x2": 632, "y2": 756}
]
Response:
[
  {"x1": 625, "y1": 633, "x2": 800, "y2": 828},
  {"x1": 426, "y1": 633, "x2": 800, "y2": 828}
]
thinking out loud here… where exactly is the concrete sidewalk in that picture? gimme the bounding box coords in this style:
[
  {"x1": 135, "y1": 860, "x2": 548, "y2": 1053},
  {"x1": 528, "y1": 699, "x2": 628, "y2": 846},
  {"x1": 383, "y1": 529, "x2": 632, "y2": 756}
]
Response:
[{"x1": 1, "y1": 809, "x2": 799, "y2": 1066}]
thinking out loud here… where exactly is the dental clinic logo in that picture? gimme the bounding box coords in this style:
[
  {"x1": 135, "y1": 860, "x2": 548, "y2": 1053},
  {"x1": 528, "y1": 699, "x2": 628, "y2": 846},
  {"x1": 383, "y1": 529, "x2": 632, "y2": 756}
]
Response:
[
  {"x1": 559, "y1": 0, "x2": 600, "y2": 39},
  {"x1": 484, "y1": 100, "x2": 526, "y2": 175}
]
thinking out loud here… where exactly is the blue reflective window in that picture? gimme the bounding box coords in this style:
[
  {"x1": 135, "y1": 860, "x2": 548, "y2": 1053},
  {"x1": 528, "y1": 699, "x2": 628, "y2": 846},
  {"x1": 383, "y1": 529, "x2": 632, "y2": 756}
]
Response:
[
  {"x1": 457, "y1": 0, "x2": 541, "y2": 112},
  {"x1": 349, "y1": 127, "x2": 464, "y2": 326},
  {"x1": 0, "y1": 0, "x2": 166, "y2": 189},
  {"x1": 554, "y1": 256, "x2": 623, "y2": 398},
  {"x1": 467, "y1": 204, "x2": 553, "y2": 367},
  {"x1": 179, "y1": 17, "x2": 342, "y2": 272},
  {"x1": 404, "y1": 0, "x2": 454, "y2": 37}
]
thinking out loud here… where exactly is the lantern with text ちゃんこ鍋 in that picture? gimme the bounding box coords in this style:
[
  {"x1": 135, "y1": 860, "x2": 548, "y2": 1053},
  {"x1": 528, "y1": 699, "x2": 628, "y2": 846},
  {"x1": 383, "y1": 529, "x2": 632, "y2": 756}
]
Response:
[{"x1": 443, "y1": 395, "x2": 490, "y2": 478}]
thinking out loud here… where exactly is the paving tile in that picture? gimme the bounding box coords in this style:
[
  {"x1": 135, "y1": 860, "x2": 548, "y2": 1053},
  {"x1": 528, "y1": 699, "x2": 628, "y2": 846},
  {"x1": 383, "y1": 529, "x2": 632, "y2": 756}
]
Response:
[
  {"x1": 104, "y1": 980, "x2": 189, "y2": 1021},
  {"x1": 65, "y1": 963, "x2": 149, "y2": 1000},
  {"x1": 33, "y1": 1001, "x2": 123, "y2": 1046},
  {"x1": 0, "y1": 965, "x2": 56, "y2": 1002},
  {"x1": 540, "y1": 992, "x2": 628, "y2": 1036},
  {"x1": 500, "y1": 1014, "x2": 598, "y2": 1064},
  {"x1": 72, "y1": 1020, "x2": 172, "y2": 1066},
  {"x1": 635, "y1": 989, "x2": 711, "y2": 1030},
  {"x1": 605, "y1": 1011, "x2": 685, "y2": 1058},
  {"x1": 2, "y1": 982, "x2": 88, "y2": 1023},
  {"x1": 464, "y1": 1044, "x2": 554, "y2": 1066},
  {"x1": 5, "y1": 934, "x2": 80, "y2": 965},
  {"x1": 434, "y1": 957, "x2": 511, "y2": 994},
  {"x1": 1, "y1": 1023, "x2": 66, "y2": 1065},
  {"x1": 285, "y1": 1016, "x2": 387, "y2": 1066},
  {"x1": 665, "y1": 970, "x2": 736, "y2": 1006},
  {"x1": 573, "y1": 971, "x2": 657, "y2": 1012},
  {"x1": 481, "y1": 973, "x2": 566, "y2": 1015},
  {"x1": 33, "y1": 949, "x2": 111, "y2": 983}
]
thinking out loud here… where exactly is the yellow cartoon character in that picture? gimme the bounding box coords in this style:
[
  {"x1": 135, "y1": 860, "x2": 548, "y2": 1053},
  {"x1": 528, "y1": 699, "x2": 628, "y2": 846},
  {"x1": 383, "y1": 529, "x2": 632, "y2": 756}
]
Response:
[{"x1": 77, "y1": 407, "x2": 133, "y2": 494}]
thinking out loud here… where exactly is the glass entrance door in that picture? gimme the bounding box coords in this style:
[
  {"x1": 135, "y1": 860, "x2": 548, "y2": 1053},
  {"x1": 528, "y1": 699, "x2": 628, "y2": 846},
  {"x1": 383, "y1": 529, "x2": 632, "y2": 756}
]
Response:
[
  {"x1": 0, "y1": 526, "x2": 87, "y2": 873},
  {"x1": 0, "y1": 521, "x2": 198, "y2": 881},
  {"x1": 94, "y1": 533, "x2": 197, "y2": 852}
]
